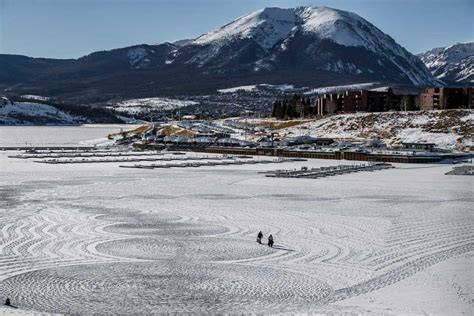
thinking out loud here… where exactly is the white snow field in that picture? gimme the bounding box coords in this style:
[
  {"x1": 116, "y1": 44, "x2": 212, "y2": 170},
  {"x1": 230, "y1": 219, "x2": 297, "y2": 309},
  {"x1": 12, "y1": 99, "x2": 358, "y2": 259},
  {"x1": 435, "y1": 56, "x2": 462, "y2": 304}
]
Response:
[
  {"x1": 109, "y1": 98, "x2": 199, "y2": 115},
  {"x1": 0, "y1": 102, "x2": 89, "y2": 125},
  {"x1": 0, "y1": 128, "x2": 472, "y2": 314},
  {"x1": 0, "y1": 125, "x2": 139, "y2": 147}
]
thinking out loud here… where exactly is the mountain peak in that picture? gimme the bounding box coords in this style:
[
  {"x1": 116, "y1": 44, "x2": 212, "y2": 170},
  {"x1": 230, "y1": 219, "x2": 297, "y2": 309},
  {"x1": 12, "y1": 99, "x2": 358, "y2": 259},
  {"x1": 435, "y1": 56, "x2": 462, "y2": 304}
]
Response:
[
  {"x1": 189, "y1": 6, "x2": 435, "y2": 85},
  {"x1": 192, "y1": 7, "x2": 298, "y2": 49},
  {"x1": 192, "y1": 6, "x2": 403, "y2": 55},
  {"x1": 419, "y1": 42, "x2": 474, "y2": 83}
]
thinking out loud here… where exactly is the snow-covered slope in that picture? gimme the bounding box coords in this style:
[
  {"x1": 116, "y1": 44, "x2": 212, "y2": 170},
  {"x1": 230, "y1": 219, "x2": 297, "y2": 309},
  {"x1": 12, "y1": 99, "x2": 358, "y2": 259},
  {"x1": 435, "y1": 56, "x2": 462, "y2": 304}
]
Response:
[
  {"x1": 418, "y1": 42, "x2": 474, "y2": 83},
  {"x1": 217, "y1": 83, "x2": 296, "y2": 93},
  {"x1": 0, "y1": 100, "x2": 90, "y2": 125},
  {"x1": 234, "y1": 110, "x2": 473, "y2": 151},
  {"x1": 194, "y1": 7, "x2": 297, "y2": 49},
  {"x1": 288, "y1": 111, "x2": 473, "y2": 151},
  {"x1": 194, "y1": 6, "x2": 401, "y2": 54},
  {"x1": 303, "y1": 82, "x2": 378, "y2": 95},
  {"x1": 109, "y1": 97, "x2": 199, "y2": 115},
  {"x1": 191, "y1": 6, "x2": 436, "y2": 86}
]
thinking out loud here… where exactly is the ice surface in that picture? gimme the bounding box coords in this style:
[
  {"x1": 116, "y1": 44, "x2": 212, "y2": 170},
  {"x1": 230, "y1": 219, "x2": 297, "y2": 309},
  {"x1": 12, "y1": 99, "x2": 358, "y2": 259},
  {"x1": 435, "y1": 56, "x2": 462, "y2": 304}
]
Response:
[
  {"x1": 0, "y1": 125, "x2": 138, "y2": 147},
  {"x1": 0, "y1": 126, "x2": 472, "y2": 314}
]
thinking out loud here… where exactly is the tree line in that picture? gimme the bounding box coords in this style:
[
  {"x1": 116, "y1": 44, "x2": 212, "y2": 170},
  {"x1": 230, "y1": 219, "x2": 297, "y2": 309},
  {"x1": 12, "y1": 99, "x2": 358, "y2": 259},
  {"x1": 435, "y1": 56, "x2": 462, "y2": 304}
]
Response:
[{"x1": 271, "y1": 94, "x2": 316, "y2": 119}]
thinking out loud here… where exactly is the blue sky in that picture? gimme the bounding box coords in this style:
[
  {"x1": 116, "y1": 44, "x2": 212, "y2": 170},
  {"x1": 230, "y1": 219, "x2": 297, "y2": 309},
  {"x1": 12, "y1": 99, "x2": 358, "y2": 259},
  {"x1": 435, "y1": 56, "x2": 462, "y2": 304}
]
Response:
[{"x1": 1, "y1": 0, "x2": 472, "y2": 59}]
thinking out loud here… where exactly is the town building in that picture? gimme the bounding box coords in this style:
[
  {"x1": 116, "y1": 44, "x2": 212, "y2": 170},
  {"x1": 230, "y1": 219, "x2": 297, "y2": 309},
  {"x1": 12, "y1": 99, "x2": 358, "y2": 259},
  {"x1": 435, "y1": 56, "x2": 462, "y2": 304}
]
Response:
[
  {"x1": 278, "y1": 86, "x2": 471, "y2": 119},
  {"x1": 314, "y1": 93, "x2": 340, "y2": 115},
  {"x1": 401, "y1": 142, "x2": 436, "y2": 151},
  {"x1": 463, "y1": 87, "x2": 473, "y2": 109},
  {"x1": 420, "y1": 87, "x2": 465, "y2": 110},
  {"x1": 339, "y1": 88, "x2": 398, "y2": 112},
  {"x1": 398, "y1": 93, "x2": 420, "y2": 111}
]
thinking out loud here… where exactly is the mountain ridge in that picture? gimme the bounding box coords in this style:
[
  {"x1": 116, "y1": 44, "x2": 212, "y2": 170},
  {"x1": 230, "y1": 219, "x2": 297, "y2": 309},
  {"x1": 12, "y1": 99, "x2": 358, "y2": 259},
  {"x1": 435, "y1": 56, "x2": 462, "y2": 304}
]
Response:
[
  {"x1": 418, "y1": 42, "x2": 474, "y2": 84},
  {"x1": 1, "y1": 5, "x2": 438, "y2": 103}
]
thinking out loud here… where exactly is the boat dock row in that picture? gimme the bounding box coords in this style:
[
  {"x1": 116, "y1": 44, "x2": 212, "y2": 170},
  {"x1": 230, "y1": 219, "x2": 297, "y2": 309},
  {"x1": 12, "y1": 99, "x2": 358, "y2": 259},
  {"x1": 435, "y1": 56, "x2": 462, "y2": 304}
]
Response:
[
  {"x1": 1, "y1": 146, "x2": 95, "y2": 151},
  {"x1": 119, "y1": 158, "x2": 303, "y2": 169},
  {"x1": 445, "y1": 165, "x2": 473, "y2": 176},
  {"x1": 264, "y1": 162, "x2": 395, "y2": 178},
  {"x1": 10, "y1": 151, "x2": 164, "y2": 159},
  {"x1": 138, "y1": 145, "x2": 468, "y2": 164},
  {"x1": 35, "y1": 155, "x2": 269, "y2": 164}
]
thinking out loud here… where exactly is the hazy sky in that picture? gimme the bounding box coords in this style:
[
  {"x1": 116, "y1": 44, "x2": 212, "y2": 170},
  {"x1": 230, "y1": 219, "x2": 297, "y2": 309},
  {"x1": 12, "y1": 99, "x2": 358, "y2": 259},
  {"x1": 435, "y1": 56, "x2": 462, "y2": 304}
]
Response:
[{"x1": 1, "y1": 0, "x2": 472, "y2": 59}]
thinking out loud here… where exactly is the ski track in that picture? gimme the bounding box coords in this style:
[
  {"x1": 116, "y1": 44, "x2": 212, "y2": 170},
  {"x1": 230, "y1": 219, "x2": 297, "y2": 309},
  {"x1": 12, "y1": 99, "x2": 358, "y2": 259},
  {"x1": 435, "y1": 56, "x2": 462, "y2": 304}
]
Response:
[{"x1": 0, "y1": 158, "x2": 472, "y2": 313}]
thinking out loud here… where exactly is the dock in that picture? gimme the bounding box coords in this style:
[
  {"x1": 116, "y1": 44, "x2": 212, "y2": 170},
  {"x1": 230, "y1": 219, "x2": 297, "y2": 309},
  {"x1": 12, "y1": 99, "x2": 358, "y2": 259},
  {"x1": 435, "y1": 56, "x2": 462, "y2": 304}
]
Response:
[
  {"x1": 118, "y1": 158, "x2": 303, "y2": 169},
  {"x1": 445, "y1": 165, "x2": 474, "y2": 176},
  {"x1": 33, "y1": 155, "x2": 263, "y2": 164},
  {"x1": 264, "y1": 162, "x2": 395, "y2": 179},
  {"x1": 134, "y1": 144, "x2": 470, "y2": 164}
]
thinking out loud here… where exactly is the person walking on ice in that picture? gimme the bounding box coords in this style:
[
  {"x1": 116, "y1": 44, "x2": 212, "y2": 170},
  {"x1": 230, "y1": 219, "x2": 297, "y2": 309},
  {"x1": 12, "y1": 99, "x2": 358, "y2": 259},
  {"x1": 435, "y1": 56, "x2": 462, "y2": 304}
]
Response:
[
  {"x1": 257, "y1": 231, "x2": 263, "y2": 244},
  {"x1": 268, "y1": 234, "x2": 274, "y2": 247}
]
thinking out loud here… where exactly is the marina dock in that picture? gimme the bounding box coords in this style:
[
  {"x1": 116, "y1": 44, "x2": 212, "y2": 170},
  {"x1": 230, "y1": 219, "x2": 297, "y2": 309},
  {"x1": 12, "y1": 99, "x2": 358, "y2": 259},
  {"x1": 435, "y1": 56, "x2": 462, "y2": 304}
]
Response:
[{"x1": 264, "y1": 162, "x2": 395, "y2": 178}]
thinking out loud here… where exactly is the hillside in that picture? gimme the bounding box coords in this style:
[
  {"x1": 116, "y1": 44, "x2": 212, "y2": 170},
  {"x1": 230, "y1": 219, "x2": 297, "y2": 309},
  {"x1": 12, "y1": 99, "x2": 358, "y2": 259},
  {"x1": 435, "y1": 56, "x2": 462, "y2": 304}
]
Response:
[
  {"x1": 0, "y1": 97, "x2": 122, "y2": 125},
  {"x1": 418, "y1": 42, "x2": 474, "y2": 84},
  {"x1": 233, "y1": 110, "x2": 473, "y2": 151}
]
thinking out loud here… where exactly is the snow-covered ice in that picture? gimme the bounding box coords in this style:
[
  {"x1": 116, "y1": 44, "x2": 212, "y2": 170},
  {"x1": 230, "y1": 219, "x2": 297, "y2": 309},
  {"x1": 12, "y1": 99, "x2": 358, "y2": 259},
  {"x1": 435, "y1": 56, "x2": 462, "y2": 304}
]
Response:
[
  {"x1": 0, "y1": 125, "x2": 138, "y2": 147},
  {"x1": 0, "y1": 126, "x2": 472, "y2": 314}
]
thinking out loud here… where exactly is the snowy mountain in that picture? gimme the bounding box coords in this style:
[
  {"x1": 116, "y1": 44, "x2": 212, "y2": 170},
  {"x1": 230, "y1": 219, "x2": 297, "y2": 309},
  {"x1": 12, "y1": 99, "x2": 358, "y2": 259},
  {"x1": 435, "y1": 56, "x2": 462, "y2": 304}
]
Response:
[
  {"x1": 418, "y1": 42, "x2": 474, "y2": 84},
  {"x1": 108, "y1": 97, "x2": 199, "y2": 115},
  {"x1": 0, "y1": 6, "x2": 438, "y2": 103},
  {"x1": 188, "y1": 6, "x2": 436, "y2": 86}
]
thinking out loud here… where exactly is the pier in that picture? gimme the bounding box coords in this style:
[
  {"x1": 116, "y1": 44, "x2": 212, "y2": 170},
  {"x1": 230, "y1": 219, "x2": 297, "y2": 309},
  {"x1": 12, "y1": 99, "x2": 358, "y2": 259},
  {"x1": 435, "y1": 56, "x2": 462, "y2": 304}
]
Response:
[
  {"x1": 119, "y1": 158, "x2": 304, "y2": 169},
  {"x1": 264, "y1": 162, "x2": 395, "y2": 178},
  {"x1": 445, "y1": 165, "x2": 474, "y2": 176}
]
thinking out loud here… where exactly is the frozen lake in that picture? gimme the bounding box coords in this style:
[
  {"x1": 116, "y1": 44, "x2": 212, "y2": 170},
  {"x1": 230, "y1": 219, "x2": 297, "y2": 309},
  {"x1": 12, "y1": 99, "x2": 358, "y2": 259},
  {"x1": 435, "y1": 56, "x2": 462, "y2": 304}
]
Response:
[
  {"x1": 0, "y1": 125, "x2": 139, "y2": 147},
  {"x1": 0, "y1": 127, "x2": 472, "y2": 314}
]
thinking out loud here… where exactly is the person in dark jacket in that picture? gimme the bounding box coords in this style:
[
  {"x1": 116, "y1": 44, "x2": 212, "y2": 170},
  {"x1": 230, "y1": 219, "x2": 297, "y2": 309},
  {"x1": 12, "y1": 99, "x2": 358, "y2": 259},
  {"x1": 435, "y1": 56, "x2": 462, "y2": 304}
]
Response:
[
  {"x1": 257, "y1": 231, "x2": 263, "y2": 244},
  {"x1": 4, "y1": 298, "x2": 11, "y2": 306},
  {"x1": 268, "y1": 234, "x2": 274, "y2": 247}
]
